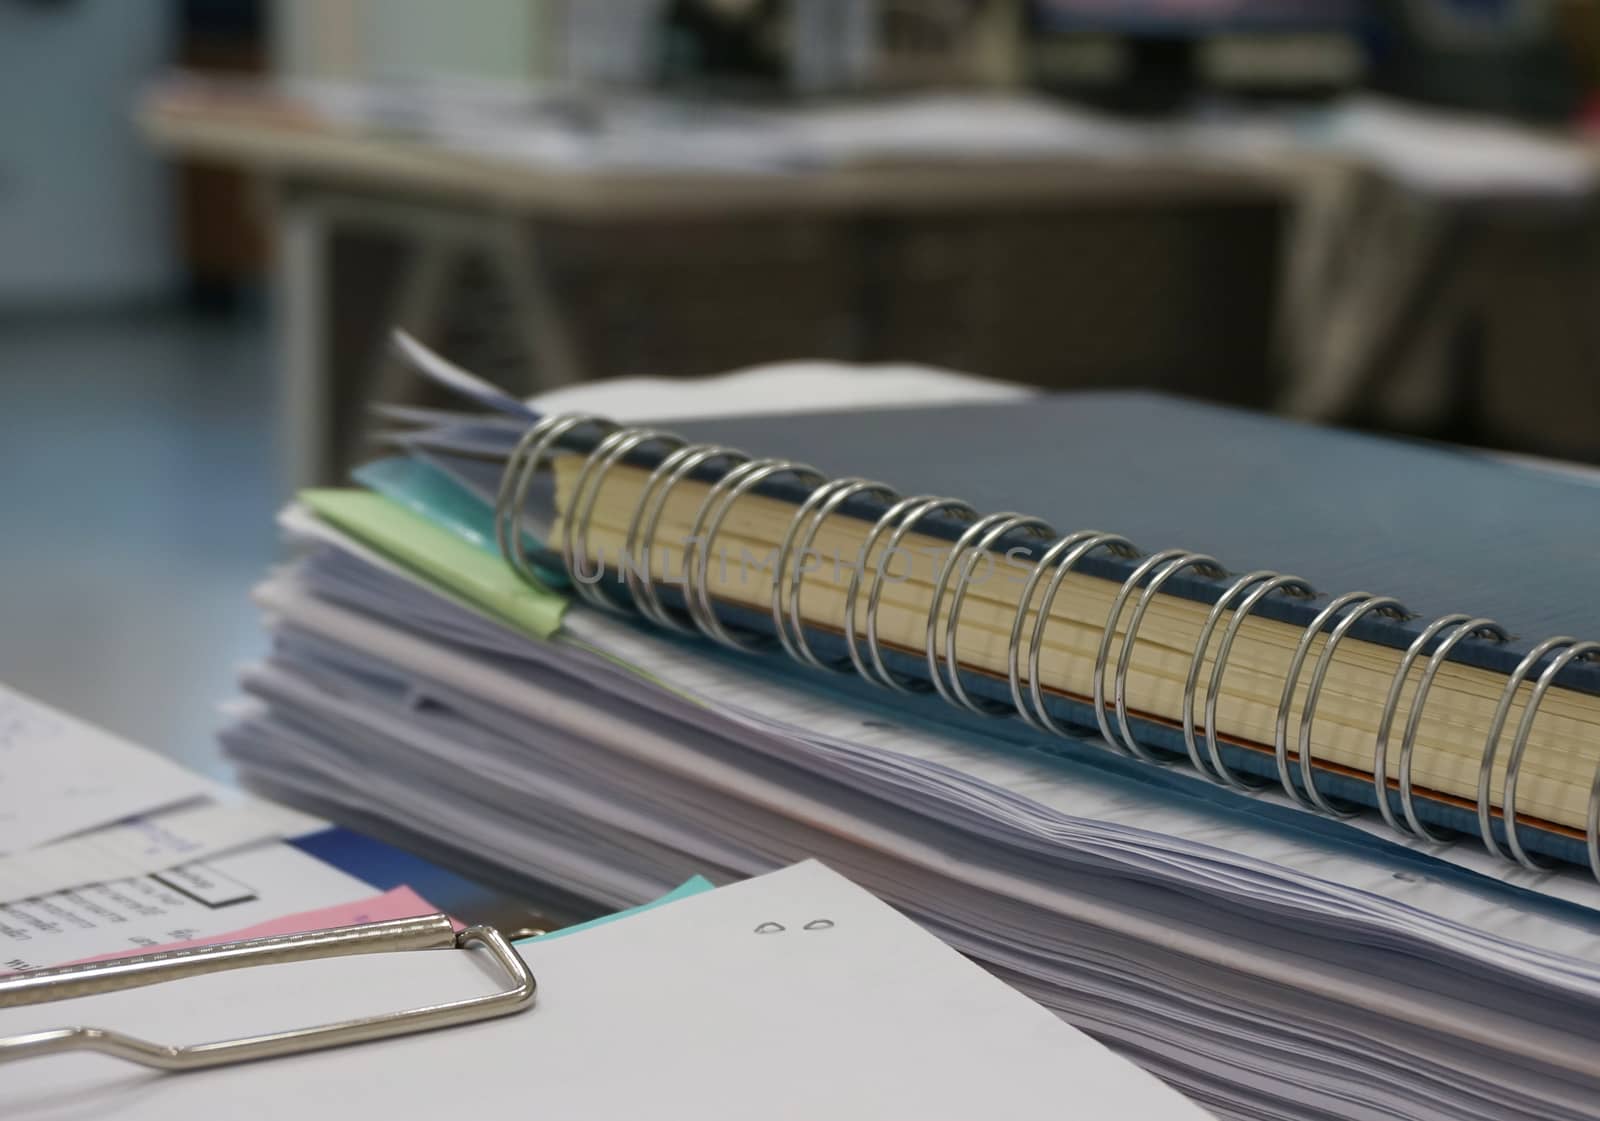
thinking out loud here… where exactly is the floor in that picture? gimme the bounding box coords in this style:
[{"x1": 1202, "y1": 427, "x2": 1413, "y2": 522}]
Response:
[{"x1": 0, "y1": 307, "x2": 282, "y2": 778}]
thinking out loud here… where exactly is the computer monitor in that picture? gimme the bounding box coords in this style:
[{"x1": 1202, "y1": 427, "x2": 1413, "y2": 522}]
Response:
[{"x1": 1030, "y1": 0, "x2": 1364, "y2": 34}]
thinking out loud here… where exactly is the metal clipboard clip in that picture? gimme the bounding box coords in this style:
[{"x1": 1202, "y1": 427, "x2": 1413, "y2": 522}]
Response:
[{"x1": 0, "y1": 913, "x2": 536, "y2": 1071}]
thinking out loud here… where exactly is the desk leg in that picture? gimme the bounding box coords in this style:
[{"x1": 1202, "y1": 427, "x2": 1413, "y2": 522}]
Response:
[
  {"x1": 496, "y1": 216, "x2": 583, "y2": 391},
  {"x1": 367, "y1": 229, "x2": 459, "y2": 410},
  {"x1": 275, "y1": 195, "x2": 585, "y2": 487},
  {"x1": 275, "y1": 190, "x2": 331, "y2": 492}
]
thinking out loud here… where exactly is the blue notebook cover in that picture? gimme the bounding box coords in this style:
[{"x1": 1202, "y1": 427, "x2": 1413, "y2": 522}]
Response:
[
  {"x1": 658, "y1": 393, "x2": 1600, "y2": 670},
  {"x1": 397, "y1": 390, "x2": 1600, "y2": 865}
]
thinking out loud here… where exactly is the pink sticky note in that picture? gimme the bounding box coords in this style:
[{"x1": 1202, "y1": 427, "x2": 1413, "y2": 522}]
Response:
[{"x1": 40, "y1": 885, "x2": 448, "y2": 972}]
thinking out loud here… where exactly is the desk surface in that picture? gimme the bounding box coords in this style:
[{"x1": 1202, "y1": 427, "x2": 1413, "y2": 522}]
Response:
[{"x1": 139, "y1": 83, "x2": 1292, "y2": 219}]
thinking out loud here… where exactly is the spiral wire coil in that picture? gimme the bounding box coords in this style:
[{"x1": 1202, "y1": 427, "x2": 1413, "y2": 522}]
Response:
[{"x1": 499, "y1": 414, "x2": 1600, "y2": 883}]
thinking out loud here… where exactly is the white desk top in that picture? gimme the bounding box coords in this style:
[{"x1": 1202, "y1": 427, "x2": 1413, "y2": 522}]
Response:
[{"x1": 139, "y1": 82, "x2": 1289, "y2": 218}]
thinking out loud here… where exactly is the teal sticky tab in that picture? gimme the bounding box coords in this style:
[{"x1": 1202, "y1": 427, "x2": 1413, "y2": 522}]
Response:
[
  {"x1": 303, "y1": 489, "x2": 568, "y2": 638},
  {"x1": 518, "y1": 876, "x2": 716, "y2": 945},
  {"x1": 355, "y1": 456, "x2": 569, "y2": 589}
]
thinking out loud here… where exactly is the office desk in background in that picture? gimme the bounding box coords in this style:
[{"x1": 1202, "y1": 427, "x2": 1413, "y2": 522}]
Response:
[
  {"x1": 138, "y1": 80, "x2": 1293, "y2": 489},
  {"x1": 141, "y1": 78, "x2": 1600, "y2": 487}
]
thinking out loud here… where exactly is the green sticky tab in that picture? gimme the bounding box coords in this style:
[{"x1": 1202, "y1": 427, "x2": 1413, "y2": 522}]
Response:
[
  {"x1": 301, "y1": 488, "x2": 568, "y2": 639},
  {"x1": 520, "y1": 875, "x2": 716, "y2": 945}
]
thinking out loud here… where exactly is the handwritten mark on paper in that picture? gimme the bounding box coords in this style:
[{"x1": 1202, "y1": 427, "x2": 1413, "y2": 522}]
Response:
[{"x1": 754, "y1": 918, "x2": 835, "y2": 935}]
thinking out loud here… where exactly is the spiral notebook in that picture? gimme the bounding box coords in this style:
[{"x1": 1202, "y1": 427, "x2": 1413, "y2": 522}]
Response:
[{"x1": 390, "y1": 337, "x2": 1600, "y2": 878}]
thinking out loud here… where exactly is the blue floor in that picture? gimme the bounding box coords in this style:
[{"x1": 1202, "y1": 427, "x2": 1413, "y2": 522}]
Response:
[{"x1": 0, "y1": 307, "x2": 283, "y2": 778}]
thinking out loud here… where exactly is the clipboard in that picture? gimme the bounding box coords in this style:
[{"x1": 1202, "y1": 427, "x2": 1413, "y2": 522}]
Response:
[
  {"x1": 0, "y1": 861, "x2": 1215, "y2": 1121},
  {"x1": 0, "y1": 914, "x2": 534, "y2": 1071}
]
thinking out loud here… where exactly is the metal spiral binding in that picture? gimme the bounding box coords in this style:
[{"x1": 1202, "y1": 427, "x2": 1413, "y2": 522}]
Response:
[
  {"x1": 1101, "y1": 551, "x2": 1226, "y2": 764},
  {"x1": 1589, "y1": 763, "x2": 1600, "y2": 886},
  {"x1": 623, "y1": 443, "x2": 751, "y2": 632},
  {"x1": 1391, "y1": 617, "x2": 1507, "y2": 844},
  {"x1": 563, "y1": 426, "x2": 685, "y2": 611},
  {"x1": 1276, "y1": 593, "x2": 1410, "y2": 815},
  {"x1": 773, "y1": 477, "x2": 899, "y2": 670},
  {"x1": 685, "y1": 458, "x2": 827, "y2": 650},
  {"x1": 1007, "y1": 532, "x2": 1139, "y2": 737},
  {"x1": 932, "y1": 514, "x2": 1055, "y2": 715},
  {"x1": 497, "y1": 412, "x2": 1600, "y2": 883},
  {"x1": 1371, "y1": 615, "x2": 1505, "y2": 838},
  {"x1": 851, "y1": 496, "x2": 979, "y2": 693},
  {"x1": 1184, "y1": 572, "x2": 1316, "y2": 791},
  {"x1": 836, "y1": 494, "x2": 944, "y2": 689},
  {"x1": 495, "y1": 413, "x2": 615, "y2": 588},
  {"x1": 1479, "y1": 638, "x2": 1600, "y2": 870}
]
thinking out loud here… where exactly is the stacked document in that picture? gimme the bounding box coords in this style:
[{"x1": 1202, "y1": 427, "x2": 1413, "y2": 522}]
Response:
[
  {"x1": 225, "y1": 344, "x2": 1600, "y2": 1121},
  {"x1": 0, "y1": 682, "x2": 514, "y2": 975}
]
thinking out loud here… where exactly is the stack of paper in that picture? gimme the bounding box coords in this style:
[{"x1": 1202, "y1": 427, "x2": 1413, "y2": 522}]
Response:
[
  {"x1": 0, "y1": 681, "x2": 217, "y2": 854},
  {"x1": 0, "y1": 684, "x2": 478, "y2": 974},
  {"x1": 266, "y1": 80, "x2": 1170, "y2": 174},
  {"x1": 221, "y1": 363, "x2": 1600, "y2": 1121}
]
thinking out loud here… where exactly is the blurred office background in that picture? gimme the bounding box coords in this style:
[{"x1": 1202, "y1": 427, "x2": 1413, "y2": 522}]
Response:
[{"x1": 4, "y1": 0, "x2": 1600, "y2": 768}]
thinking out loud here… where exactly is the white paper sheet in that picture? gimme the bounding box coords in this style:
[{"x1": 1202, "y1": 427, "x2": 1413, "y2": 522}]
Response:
[
  {"x1": 0, "y1": 800, "x2": 325, "y2": 904},
  {"x1": 1326, "y1": 97, "x2": 1599, "y2": 198},
  {"x1": 0, "y1": 841, "x2": 372, "y2": 972},
  {"x1": 0, "y1": 682, "x2": 217, "y2": 854},
  {"x1": 526, "y1": 358, "x2": 1032, "y2": 422},
  {"x1": 0, "y1": 861, "x2": 1211, "y2": 1121},
  {"x1": 391, "y1": 329, "x2": 537, "y2": 419}
]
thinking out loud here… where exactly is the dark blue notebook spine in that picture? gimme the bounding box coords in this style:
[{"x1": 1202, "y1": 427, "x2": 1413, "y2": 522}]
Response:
[{"x1": 481, "y1": 410, "x2": 1600, "y2": 881}]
